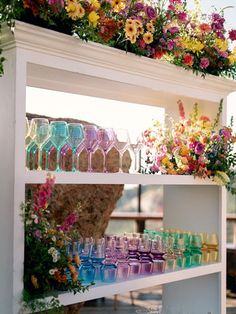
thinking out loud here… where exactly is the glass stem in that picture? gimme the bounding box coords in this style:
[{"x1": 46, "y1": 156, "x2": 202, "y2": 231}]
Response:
[
  {"x1": 37, "y1": 146, "x2": 42, "y2": 170},
  {"x1": 88, "y1": 150, "x2": 93, "y2": 172},
  {"x1": 104, "y1": 151, "x2": 107, "y2": 173},
  {"x1": 72, "y1": 148, "x2": 77, "y2": 172},
  {"x1": 56, "y1": 148, "x2": 61, "y2": 172},
  {"x1": 119, "y1": 152, "x2": 123, "y2": 173}
]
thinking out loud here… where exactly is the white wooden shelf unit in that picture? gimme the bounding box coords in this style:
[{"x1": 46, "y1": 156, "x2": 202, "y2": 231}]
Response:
[{"x1": 1, "y1": 21, "x2": 236, "y2": 314}]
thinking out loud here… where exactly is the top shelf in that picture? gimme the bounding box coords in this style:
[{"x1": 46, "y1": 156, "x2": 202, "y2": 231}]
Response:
[
  {"x1": 2, "y1": 21, "x2": 236, "y2": 106},
  {"x1": 25, "y1": 171, "x2": 218, "y2": 185}
]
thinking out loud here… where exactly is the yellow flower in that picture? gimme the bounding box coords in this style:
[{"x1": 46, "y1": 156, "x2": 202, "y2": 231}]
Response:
[
  {"x1": 161, "y1": 156, "x2": 170, "y2": 166},
  {"x1": 228, "y1": 47, "x2": 236, "y2": 65},
  {"x1": 179, "y1": 146, "x2": 189, "y2": 156},
  {"x1": 146, "y1": 22, "x2": 155, "y2": 33},
  {"x1": 88, "y1": 11, "x2": 100, "y2": 27},
  {"x1": 215, "y1": 38, "x2": 228, "y2": 52},
  {"x1": 143, "y1": 32, "x2": 153, "y2": 44},
  {"x1": 66, "y1": 0, "x2": 85, "y2": 20},
  {"x1": 112, "y1": 0, "x2": 125, "y2": 12},
  {"x1": 91, "y1": 0, "x2": 100, "y2": 10},
  {"x1": 127, "y1": 34, "x2": 137, "y2": 44},
  {"x1": 31, "y1": 275, "x2": 39, "y2": 289},
  {"x1": 125, "y1": 20, "x2": 137, "y2": 37},
  {"x1": 192, "y1": 40, "x2": 204, "y2": 52}
]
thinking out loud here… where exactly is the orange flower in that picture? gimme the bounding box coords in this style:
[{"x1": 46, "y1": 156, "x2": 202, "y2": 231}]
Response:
[
  {"x1": 31, "y1": 275, "x2": 39, "y2": 289},
  {"x1": 198, "y1": 23, "x2": 211, "y2": 33}
]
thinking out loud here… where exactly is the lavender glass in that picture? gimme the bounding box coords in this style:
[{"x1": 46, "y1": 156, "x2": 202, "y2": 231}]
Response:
[
  {"x1": 97, "y1": 128, "x2": 115, "y2": 172},
  {"x1": 84, "y1": 125, "x2": 98, "y2": 172}
]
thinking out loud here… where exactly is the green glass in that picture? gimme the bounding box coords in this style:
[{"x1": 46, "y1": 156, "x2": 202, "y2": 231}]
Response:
[
  {"x1": 30, "y1": 118, "x2": 50, "y2": 170},
  {"x1": 49, "y1": 121, "x2": 69, "y2": 172},
  {"x1": 67, "y1": 123, "x2": 84, "y2": 172}
]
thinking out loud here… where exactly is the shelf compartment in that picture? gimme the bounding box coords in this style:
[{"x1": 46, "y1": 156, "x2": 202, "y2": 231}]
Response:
[
  {"x1": 38, "y1": 263, "x2": 223, "y2": 307},
  {"x1": 24, "y1": 171, "x2": 218, "y2": 185}
]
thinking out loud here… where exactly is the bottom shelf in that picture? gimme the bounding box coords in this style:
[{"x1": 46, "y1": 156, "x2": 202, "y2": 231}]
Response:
[{"x1": 58, "y1": 263, "x2": 222, "y2": 306}]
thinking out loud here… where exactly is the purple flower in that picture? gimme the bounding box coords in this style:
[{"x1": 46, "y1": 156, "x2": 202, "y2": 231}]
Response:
[
  {"x1": 194, "y1": 142, "x2": 205, "y2": 155},
  {"x1": 211, "y1": 13, "x2": 225, "y2": 31},
  {"x1": 138, "y1": 38, "x2": 146, "y2": 49},
  {"x1": 168, "y1": 26, "x2": 179, "y2": 34},
  {"x1": 216, "y1": 31, "x2": 225, "y2": 40},
  {"x1": 167, "y1": 40, "x2": 175, "y2": 51},
  {"x1": 200, "y1": 57, "x2": 209, "y2": 69},
  {"x1": 219, "y1": 51, "x2": 228, "y2": 58},
  {"x1": 134, "y1": 2, "x2": 145, "y2": 12},
  {"x1": 145, "y1": 6, "x2": 157, "y2": 19}
]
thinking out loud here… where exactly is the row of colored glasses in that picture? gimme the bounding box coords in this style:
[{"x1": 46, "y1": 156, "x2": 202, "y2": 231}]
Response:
[
  {"x1": 25, "y1": 117, "x2": 144, "y2": 172},
  {"x1": 65, "y1": 229, "x2": 218, "y2": 285}
]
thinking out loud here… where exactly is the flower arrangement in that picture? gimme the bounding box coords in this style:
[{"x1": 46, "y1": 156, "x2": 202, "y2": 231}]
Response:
[
  {"x1": 143, "y1": 99, "x2": 236, "y2": 194},
  {"x1": 22, "y1": 174, "x2": 90, "y2": 312},
  {"x1": 0, "y1": 0, "x2": 236, "y2": 78}
]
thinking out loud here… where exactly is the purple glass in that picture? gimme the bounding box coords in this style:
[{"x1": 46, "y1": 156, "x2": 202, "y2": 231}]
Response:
[
  {"x1": 140, "y1": 257, "x2": 153, "y2": 275},
  {"x1": 138, "y1": 234, "x2": 151, "y2": 258},
  {"x1": 127, "y1": 234, "x2": 140, "y2": 258},
  {"x1": 128, "y1": 259, "x2": 140, "y2": 277},
  {"x1": 152, "y1": 255, "x2": 166, "y2": 273},
  {"x1": 97, "y1": 128, "x2": 115, "y2": 172},
  {"x1": 84, "y1": 125, "x2": 98, "y2": 172},
  {"x1": 151, "y1": 236, "x2": 166, "y2": 273}
]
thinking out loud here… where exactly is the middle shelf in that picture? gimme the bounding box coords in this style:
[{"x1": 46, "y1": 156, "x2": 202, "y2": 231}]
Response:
[{"x1": 24, "y1": 172, "x2": 218, "y2": 185}]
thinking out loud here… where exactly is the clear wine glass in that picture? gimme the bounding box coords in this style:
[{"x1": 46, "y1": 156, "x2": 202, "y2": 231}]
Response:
[
  {"x1": 97, "y1": 128, "x2": 115, "y2": 172},
  {"x1": 49, "y1": 121, "x2": 69, "y2": 172},
  {"x1": 67, "y1": 123, "x2": 84, "y2": 172},
  {"x1": 114, "y1": 128, "x2": 131, "y2": 172},
  {"x1": 84, "y1": 125, "x2": 98, "y2": 172},
  {"x1": 130, "y1": 133, "x2": 144, "y2": 173},
  {"x1": 30, "y1": 118, "x2": 50, "y2": 170}
]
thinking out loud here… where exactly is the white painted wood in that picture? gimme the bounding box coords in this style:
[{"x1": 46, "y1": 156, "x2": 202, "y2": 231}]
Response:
[
  {"x1": 0, "y1": 20, "x2": 233, "y2": 313},
  {"x1": 25, "y1": 171, "x2": 218, "y2": 185}
]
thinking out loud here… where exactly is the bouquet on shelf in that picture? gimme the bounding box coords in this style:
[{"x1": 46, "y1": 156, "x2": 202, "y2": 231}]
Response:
[
  {"x1": 22, "y1": 174, "x2": 89, "y2": 312},
  {"x1": 143, "y1": 100, "x2": 236, "y2": 194},
  {"x1": 0, "y1": 0, "x2": 236, "y2": 78}
]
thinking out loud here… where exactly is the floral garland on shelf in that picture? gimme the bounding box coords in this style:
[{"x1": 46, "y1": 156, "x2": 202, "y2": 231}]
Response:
[
  {"x1": 22, "y1": 174, "x2": 90, "y2": 313},
  {"x1": 143, "y1": 99, "x2": 236, "y2": 194},
  {"x1": 0, "y1": 0, "x2": 236, "y2": 78}
]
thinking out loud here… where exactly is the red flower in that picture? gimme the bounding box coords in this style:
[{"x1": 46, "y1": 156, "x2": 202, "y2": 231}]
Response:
[
  {"x1": 229, "y1": 29, "x2": 236, "y2": 41},
  {"x1": 154, "y1": 49, "x2": 165, "y2": 59},
  {"x1": 183, "y1": 53, "x2": 194, "y2": 66}
]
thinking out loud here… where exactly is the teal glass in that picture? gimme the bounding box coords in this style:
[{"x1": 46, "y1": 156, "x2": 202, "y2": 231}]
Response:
[
  {"x1": 67, "y1": 123, "x2": 84, "y2": 172},
  {"x1": 30, "y1": 118, "x2": 50, "y2": 170},
  {"x1": 49, "y1": 121, "x2": 69, "y2": 172},
  {"x1": 26, "y1": 142, "x2": 38, "y2": 170},
  {"x1": 41, "y1": 139, "x2": 54, "y2": 170},
  {"x1": 190, "y1": 234, "x2": 202, "y2": 266}
]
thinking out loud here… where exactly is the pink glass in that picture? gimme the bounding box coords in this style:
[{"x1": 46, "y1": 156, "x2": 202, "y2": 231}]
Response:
[
  {"x1": 84, "y1": 125, "x2": 98, "y2": 172},
  {"x1": 97, "y1": 128, "x2": 115, "y2": 172},
  {"x1": 114, "y1": 128, "x2": 131, "y2": 172}
]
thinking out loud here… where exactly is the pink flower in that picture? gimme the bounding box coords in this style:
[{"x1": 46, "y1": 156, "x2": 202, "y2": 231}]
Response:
[
  {"x1": 59, "y1": 212, "x2": 79, "y2": 232},
  {"x1": 168, "y1": 26, "x2": 179, "y2": 34},
  {"x1": 200, "y1": 57, "x2": 209, "y2": 69},
  {"x1": 138, "y1": 38, "x2": 146, "y2": 49},
  {"x1": 167, "y1": 40, "x2": 175, "y2": 51},
  {"x1": 178, "y1": 100, "x2": 185, "y2": 120},
  {"x1": 34, "y1": 230, "x2": 42, "y2": 239},
  {"x1": 229, "y1": 29, "x2": 236, "y2": 41},
  {"x1": 219, "y1": 128, "x2": 232, "y2": 140},
  {"x1": 177, "y1": 11, "x2": 187, "y2": 22},
  {"x1": 48, "y1": 0, "x2": 64, "y2": 6}
]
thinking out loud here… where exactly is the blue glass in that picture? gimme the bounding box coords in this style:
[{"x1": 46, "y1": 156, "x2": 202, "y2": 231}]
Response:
[
  {"x1": 101, "y1": 260, "x2": 117, "y2": 283},
  {"x1": 79, "y1": 261, "x2": 95, "y2": 284},
  {"x1": 93, "y1": 262, "x2": 102, "y2": 282},
  {"x1": 79, "y1": 238, "x2": 92, "y2": 262}
]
